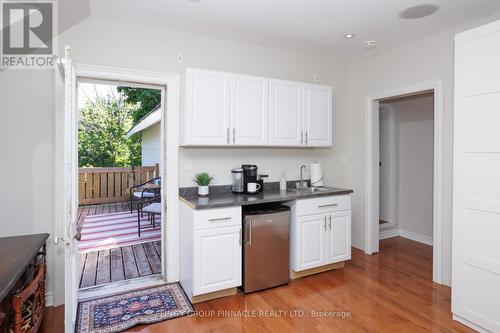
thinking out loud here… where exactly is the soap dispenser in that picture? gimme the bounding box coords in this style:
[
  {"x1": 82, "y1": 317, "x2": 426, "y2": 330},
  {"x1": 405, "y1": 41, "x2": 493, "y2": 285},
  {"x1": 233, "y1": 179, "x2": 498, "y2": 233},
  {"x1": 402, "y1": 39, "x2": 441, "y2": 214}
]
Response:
[{"x1": 279, "y1": 173, "x2": 287, "y2": 191}]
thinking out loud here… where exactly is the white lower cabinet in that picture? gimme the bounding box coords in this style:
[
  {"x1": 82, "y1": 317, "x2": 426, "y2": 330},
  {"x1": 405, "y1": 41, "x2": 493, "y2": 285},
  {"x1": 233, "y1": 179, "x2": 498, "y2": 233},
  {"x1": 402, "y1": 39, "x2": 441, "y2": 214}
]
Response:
[
  {"x1": 193, "y1": 226, "x2": 242, "y2": 295},
  {"x1": 290, "y1": 195, "x2": 351, "y2": 272},
  {"x1": 179, "y1": 203, "x2": 242, "y2": 302},
  {"x1": 296, "y1": 214, "x2": 327, "y2": 270}
]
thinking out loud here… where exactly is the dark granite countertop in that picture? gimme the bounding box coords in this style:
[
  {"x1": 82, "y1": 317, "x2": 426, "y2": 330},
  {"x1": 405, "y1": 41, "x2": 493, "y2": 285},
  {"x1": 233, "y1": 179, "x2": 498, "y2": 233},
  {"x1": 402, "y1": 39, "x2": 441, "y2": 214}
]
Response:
[{"x1": 179, "y1": 186, "x2": 353, "y2": 210}]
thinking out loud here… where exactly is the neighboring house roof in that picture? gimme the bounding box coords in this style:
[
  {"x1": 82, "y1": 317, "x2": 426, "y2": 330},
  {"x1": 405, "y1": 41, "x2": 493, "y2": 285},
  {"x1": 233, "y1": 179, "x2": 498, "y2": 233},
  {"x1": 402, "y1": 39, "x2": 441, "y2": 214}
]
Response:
[{"x1": 126, "y1": 106, "x2": 161, "y2": 138}]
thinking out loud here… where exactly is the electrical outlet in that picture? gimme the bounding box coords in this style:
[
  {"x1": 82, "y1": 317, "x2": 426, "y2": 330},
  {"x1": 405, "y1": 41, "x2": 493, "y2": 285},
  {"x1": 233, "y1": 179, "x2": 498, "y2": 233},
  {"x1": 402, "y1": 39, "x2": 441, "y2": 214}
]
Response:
[
  {"x1": 340, "y1": 154, "x2": 350, "y2": 164},
  {"x1": 177, "y1": 53, "x2": 183, "y2": 64}
]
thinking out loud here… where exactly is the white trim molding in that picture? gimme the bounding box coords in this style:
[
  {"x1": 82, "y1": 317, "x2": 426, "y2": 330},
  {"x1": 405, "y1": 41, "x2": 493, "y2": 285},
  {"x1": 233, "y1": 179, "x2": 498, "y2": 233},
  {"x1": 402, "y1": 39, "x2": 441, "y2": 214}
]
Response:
[
  {"x1": 399, "y1": 229, "x2": 433, "y2": 246},
  {"x1": 365, "y1": 79, "x2": 445, "y2": 285},
  {"x1": 379, "y1": 228, "x2": 433, "y2": 247}
]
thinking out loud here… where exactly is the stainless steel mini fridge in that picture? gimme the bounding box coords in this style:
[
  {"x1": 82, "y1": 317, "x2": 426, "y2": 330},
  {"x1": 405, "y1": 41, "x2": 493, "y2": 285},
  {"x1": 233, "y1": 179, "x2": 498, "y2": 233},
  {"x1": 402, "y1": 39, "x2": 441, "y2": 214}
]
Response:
[{"x1": 242, "y1": 204, "x2": 290, "y2": 293}]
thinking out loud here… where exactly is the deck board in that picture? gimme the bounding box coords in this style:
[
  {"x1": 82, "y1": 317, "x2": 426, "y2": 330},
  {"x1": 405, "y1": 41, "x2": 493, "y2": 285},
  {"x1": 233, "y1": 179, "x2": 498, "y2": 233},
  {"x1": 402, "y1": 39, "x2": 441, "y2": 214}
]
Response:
[{"x1": 78, "y1": 201, "x2": 162, "y2": 289}]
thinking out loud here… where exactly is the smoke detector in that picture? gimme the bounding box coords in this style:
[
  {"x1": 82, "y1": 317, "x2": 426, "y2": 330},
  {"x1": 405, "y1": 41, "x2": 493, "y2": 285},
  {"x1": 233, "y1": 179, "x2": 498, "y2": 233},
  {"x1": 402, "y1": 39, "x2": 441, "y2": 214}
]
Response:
[
  {"x1": 363, "y1": 41, "x2": 376, "y2": 49},
  {"x1": 399, "y1": 4, "x2": 439, "y2": 19}
]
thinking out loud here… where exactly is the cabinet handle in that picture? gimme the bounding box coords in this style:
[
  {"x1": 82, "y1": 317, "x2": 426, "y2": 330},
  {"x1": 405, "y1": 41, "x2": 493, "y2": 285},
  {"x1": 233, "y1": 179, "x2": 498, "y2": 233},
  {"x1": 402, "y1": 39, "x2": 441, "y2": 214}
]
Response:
[
  {"x1": 318, "y1": 203, "x2": 338, "y2": 208},
  {"x1": 239, "y1": 227, "x2": 242, "y2": 246},
  {"x1": 208, "y1": 217, "x2": 231, "y2": 222},
  {"x1": 226, "y1": 128, "x2": 230, "y2": 144},
  {"x1": 323, "y1": 216, "x2": 327, "y2": 231},
  {"x1": 305, "y1": 131, "x2": 308, "y2": 145},
  {"x1": 300, "y1": 130, "x2": 304, "y2": 145},
  {"x1": 233, "y1": 128, "x2": 236, "y2": 144},
  {"x1": 328, "y1": 215, "x2": 332, "y2": 230}
]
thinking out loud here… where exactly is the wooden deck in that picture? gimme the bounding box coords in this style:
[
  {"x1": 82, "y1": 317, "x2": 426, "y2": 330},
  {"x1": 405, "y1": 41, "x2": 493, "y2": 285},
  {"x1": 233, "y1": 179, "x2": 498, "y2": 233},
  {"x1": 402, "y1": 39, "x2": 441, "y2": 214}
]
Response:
[
  {"x1": 78, "y1": 201, "x2": 162, "y2": 289},
  {"x1": 79, "y1": 241, "x2": 162, "y2": 289}
]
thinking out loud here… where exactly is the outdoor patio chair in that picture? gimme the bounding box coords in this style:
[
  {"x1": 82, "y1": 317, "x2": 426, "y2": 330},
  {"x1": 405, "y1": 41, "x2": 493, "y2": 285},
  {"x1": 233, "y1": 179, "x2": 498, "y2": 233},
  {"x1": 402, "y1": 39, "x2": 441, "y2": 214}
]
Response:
[
  {"x1": 129, "y1": 177, "x2": 161, "y2": 215},
  {"x1": 138, "y1": 198, "x2": 161, "y2": 237}
]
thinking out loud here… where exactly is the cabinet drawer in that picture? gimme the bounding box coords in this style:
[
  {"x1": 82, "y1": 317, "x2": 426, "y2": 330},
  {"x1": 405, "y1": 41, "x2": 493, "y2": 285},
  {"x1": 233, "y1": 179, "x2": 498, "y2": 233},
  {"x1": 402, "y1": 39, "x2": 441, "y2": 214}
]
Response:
[
  {"x1": 194, "y1": 206, "x2": 242, "y2": 230},
  {"x1": 295, "y1": 195, "x2": 351, "y2": 216}
]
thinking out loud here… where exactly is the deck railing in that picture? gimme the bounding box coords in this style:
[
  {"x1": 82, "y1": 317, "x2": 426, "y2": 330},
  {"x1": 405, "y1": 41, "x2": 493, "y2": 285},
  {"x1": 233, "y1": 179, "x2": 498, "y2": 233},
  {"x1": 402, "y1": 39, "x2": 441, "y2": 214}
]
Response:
[{"x1": 78, "y1": 164, "x2": 159, "y2": 205}]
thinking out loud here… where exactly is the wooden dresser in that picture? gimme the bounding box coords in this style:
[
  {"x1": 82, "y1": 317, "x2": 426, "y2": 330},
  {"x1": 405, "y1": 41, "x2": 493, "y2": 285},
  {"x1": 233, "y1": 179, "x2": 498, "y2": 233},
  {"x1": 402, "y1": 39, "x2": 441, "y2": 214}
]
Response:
[{"x1": 0, "y1": 234, "x2": 49, "y2": 333}]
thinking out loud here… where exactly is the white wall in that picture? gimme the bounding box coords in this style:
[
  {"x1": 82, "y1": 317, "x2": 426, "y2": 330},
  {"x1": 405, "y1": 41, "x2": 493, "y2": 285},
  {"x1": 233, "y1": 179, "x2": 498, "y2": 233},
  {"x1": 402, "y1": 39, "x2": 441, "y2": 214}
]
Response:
[
  {"x1": 141, "y1": 123, "x2": 161, "y2": 166},
  {"x1": 394, "y1": 94, "x2": 434, "y2": 238}
]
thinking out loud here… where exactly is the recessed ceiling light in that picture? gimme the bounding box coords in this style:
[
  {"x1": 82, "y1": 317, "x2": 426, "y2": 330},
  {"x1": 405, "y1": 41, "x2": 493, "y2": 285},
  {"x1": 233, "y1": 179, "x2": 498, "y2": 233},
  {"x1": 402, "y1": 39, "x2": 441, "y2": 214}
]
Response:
[
  {"x1": 188, "y1": 0, "x2": 202, "y2": 2},
  {"x1": 363, "y1": 41, "x2": 376, "y2": 49},
  {"x1": 399, "y1": 4, "x2": 439, "y2": 19},
  {"x1": 344, "y1": 34, "x2": 356, "y2": 39}
]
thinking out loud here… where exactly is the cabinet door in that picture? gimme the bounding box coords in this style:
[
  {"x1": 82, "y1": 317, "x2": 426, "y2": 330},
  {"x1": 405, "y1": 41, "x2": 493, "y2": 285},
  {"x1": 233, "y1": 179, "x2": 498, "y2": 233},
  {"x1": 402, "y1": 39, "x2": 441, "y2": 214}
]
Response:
[
  {"x1": 230, "y1": 74, "x2": 269, "y2": 145},
  {"x1": 296, "y1": 214, "x2": 327, "y2": 271},
  {"x1": 193, "y1": 226, "x2": 242, "y2": 295},
  {"x1": 326, "y1": 211, "x2": 351, "y2": 264},
  {"x1": 269, "y1": 79, "x2": 304, "y2": 146},
  {"x1": 185, "y1": 68, "x2": 230, "y2": 145},
  {"x1": 304, "y1": 84, "x2": 332, "y2": 147}
]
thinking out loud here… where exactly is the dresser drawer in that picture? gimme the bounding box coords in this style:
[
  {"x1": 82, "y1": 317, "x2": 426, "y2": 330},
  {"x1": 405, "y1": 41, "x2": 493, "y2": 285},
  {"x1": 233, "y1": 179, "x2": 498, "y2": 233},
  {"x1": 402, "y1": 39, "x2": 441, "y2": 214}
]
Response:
[
  {"x1": 295, "y1": 195, "x2": 351, "y2": 216},
  {"x1": 194, "y1": 206, "x2": 242, "y2": 230}
]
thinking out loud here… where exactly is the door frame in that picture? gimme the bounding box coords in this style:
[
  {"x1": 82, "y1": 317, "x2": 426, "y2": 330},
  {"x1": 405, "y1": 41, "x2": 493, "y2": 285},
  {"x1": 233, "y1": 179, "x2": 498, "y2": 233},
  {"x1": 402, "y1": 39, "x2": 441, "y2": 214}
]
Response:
[
  {"x1": 55, "y1": 63, "x2": 180, "y2": 303},
  {"x1": 364, "y1": 79, "x2": 445, "y2": 284}
]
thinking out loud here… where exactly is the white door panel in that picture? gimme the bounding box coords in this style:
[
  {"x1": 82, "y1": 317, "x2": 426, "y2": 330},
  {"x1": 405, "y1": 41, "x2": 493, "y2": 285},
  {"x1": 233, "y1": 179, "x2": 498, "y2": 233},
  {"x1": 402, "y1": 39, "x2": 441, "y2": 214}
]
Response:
[
  {"x1": 304, "y1": 84, "x2": 332, "y2": 146},
  {"x1": 63, "y1": 57, "x2": 79, "y2": 333},
  {"x1": 327, "y1": 211, "x2": 351, "y2": 264},
  {"x1": 269, "y1": 79, "x2": 303, "y2": 146},
  {"x1": 453, "y1": 19, "x2": 500, "y2": 332},
  {"x1": 230, "y1": 74, "x2": 269, "y2": 145},
  {"x1": 193, "y1": 226, "x2": 241, "y2": 295},
  {"x1": 297, "y1": 214, "x2": 326, "y2": 270},
  {"x1": 185, "y1": 69, "x2": 230, "y2": 145}
]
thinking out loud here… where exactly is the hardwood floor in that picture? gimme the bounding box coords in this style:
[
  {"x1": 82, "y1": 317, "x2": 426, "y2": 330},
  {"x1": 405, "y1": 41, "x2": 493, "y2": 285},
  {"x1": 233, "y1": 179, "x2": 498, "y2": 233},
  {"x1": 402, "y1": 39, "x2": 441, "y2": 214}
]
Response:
[
  {"x1": 46, "y1": 237, "x2": 474, "y2": 332},
  {"x1": 79, "y1": 241, "x2": 162, "y2": 288}
]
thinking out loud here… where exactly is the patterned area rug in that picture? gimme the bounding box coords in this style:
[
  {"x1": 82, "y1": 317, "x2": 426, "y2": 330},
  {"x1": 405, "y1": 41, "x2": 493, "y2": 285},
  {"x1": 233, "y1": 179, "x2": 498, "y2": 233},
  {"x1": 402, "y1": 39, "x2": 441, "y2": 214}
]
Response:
[
  {"x1": 76, "y1": 283, "x2": 194, "y2": 333},
  {"x1": 79, "y1": 211, "x2": 161, "y2": 253}
]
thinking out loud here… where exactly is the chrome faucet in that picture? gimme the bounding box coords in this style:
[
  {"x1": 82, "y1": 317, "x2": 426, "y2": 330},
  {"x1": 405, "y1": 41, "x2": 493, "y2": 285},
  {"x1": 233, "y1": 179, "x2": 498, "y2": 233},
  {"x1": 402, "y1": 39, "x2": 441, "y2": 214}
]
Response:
[{"x1": 296, "y1": 165, "x2": 308, "y2": 189}]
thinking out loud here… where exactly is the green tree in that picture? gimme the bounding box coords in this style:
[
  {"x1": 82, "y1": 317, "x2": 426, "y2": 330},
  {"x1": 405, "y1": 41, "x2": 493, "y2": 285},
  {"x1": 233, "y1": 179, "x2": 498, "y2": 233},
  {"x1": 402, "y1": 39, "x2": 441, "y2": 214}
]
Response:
[
  {"x1": 78, "y1": 93, "x2": 141, "y2": 167},
  {"x1": 116, "y1": 86, "x2": 161, "y2": 124}
]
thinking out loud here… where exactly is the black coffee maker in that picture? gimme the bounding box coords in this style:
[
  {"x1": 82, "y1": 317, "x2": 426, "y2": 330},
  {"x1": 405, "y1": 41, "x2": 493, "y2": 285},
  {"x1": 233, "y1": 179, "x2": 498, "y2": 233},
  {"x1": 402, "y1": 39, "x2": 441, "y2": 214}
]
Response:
[{"x1": 242, "y1": 164, "x2": 264, "y2": 194}]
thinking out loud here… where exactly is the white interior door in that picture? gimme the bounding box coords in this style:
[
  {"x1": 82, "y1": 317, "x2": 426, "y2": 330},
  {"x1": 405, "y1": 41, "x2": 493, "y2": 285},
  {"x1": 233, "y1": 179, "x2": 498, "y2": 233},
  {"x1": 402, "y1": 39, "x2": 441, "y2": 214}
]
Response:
[
  {"x1": 453, "y1": 20, "x2": 500, "y2": 332},
  {"x1": 63, "y1": 55, "x2": 79, "y2": 333},
  {"x1": 304, "y1": 83, "x2": 332, "y2": 146},
  {"x1": 230, "y1": 74, "x2": 269, "y2": 145},
  {"x1": 269, "y1": 79, "x2": 304, "y2": 146}
]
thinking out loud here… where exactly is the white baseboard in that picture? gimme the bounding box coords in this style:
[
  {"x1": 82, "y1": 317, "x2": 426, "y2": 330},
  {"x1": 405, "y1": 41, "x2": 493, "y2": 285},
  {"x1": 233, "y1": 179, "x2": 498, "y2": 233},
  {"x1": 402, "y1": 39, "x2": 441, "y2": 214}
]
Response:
[
  {"x1": 379, "y1": 228, "x2": 433, "y2": 246},
  {"x1": 379, "y1": 227, "x2": 400, "y2": 240},
  {"x1": 45, "y1": 291, "x2": 54, "y2": 307},
  {"x1": 453, "y1": 314, "x2": 491, "y2": 333},
  {"x1": 399, "y1": 229, "x2": 433, "y2": 246}
]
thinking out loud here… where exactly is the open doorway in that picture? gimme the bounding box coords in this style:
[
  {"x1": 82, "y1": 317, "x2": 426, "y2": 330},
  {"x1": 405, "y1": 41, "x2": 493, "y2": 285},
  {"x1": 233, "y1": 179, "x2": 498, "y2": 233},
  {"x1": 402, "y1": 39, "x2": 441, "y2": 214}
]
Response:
[
  {"x1": 76, "y1": 81, "x2": 164, "y2": 293},
  {"x1": 378, "y1": 92, "x2": 435, "y2": 279},
  {"x1": 364, "y1": 80, "x2": 445, "y2": 284}
]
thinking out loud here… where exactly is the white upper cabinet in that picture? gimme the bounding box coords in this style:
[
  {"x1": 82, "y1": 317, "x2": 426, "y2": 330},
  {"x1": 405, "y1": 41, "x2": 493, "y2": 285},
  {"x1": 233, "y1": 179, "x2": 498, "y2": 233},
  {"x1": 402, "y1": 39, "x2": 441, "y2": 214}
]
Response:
[
  {"x1": 183, "y1": 68, "x2": 332, "y2": 147},
  {"x1": 185, "y1": 68, "x2": 231, "y2": 145},
  {"x1": 269, "y1": 79, "x2": 304, "y2": 146},
  {"x1": 230, "y1": 74, "x2": 269, "y2": 145},
  {"x1": 304, "y1": 84, "x2": 332, "y2": 147}
]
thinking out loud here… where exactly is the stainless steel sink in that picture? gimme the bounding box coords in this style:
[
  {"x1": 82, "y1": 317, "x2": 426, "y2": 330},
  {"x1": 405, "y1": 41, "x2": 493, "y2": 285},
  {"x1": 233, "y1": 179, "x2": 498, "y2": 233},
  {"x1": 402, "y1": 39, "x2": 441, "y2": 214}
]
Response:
[{"x1": 287, "y1": 187, "x2": 330, "y2": 194}]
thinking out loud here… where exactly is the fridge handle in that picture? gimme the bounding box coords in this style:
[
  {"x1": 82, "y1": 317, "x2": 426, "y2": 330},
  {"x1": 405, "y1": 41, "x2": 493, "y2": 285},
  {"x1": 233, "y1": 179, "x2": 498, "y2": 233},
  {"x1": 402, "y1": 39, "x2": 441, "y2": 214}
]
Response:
[{"x1": 245, "y1": 219, "x2": 252, "y2": 246}]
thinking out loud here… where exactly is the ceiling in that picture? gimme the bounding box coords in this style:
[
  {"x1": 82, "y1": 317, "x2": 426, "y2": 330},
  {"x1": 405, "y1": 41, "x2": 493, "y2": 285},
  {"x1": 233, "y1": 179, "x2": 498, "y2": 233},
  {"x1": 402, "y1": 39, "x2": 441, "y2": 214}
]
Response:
[{"x1": 89, "y1": 0, "x2": 500, "y2": 55}]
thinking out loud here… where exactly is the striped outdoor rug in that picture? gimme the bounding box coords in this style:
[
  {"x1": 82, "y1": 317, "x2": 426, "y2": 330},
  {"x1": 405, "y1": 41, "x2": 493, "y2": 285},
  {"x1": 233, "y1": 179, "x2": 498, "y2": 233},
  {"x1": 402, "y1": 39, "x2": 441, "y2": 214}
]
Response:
[{"x1": 79, "y1": 211, "x2": 161, "y2": 253}]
